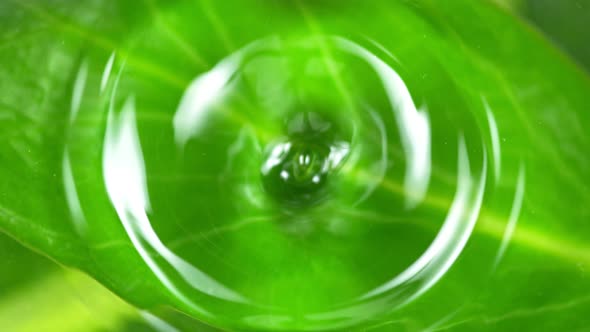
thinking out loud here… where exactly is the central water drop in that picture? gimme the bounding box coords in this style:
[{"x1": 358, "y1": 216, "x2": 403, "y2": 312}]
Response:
[
  {"x1": 261, "y1": 139, "x2": 330, "y2": 206},
  {"x1": 261, "y1": 112, "x2": 349, "y2": 207}
]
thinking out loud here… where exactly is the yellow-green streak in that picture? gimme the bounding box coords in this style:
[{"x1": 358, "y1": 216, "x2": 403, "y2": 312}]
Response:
[
  {"x1": 0, "y1": 269, "x2": 138, "y2": 332},
  {"x1": 11, "y1": 0, "x2": 190, "y2": 90},
  {"x1": 346, "y1": 168, "x2": 590, "y2": 266},
  {"x1": 141, "y1": 0, "x2": 209, "y2": 68}
]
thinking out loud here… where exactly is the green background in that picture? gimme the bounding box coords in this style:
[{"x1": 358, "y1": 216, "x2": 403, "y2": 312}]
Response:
[{"x1": 1, "y1": 0, "x2": 589, "y2": 331}]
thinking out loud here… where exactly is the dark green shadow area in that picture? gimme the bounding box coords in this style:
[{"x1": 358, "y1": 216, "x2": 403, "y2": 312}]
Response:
[{"x1": 520, "y1": 0, "x2": 590, "y2": 71}]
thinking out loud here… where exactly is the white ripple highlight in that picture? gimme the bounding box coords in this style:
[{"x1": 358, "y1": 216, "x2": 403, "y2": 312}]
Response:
[
  {"x1": 335, "y1": 37, "x2": 432, "y2": 209},
  {"x1": 103, "y1": 63, "x2": 247, "y2": 308},
  {"x1": 494, "y1": 163, "x2": 526, "y2": 267},
  {"x1": 483, "y1": 97, "x2": 502, "y2": 182},
  {"x1": 361, "y1": 135, "x2": 487, "y2": 303}
]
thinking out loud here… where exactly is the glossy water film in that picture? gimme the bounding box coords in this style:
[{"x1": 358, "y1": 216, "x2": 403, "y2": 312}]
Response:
[{"x1": 57, "y1": 1, "x2": 544, "y2": 331}]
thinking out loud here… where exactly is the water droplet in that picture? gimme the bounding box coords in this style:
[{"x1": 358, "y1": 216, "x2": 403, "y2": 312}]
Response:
[
  {"x1": 261, "y1": 111, "x2": 349, "y2": 208},
  {"x1": 261, "y1": 138, "x2": 346, "y2": 208}
]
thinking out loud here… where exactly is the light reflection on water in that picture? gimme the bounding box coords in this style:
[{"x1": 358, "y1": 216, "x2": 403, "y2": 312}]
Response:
[{"x1": 65, "y1": 35, "x2": 526, "y2": 331}]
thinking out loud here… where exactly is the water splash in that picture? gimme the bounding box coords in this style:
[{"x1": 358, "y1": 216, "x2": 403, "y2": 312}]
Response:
[{"x1": 64, "y1": 33, "x2": 528, "y2": 331}]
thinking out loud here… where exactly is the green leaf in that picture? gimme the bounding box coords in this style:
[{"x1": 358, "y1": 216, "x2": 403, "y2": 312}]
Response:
[{"x1": 1, "y1": 0, "x2": 589, "y2": 331}]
